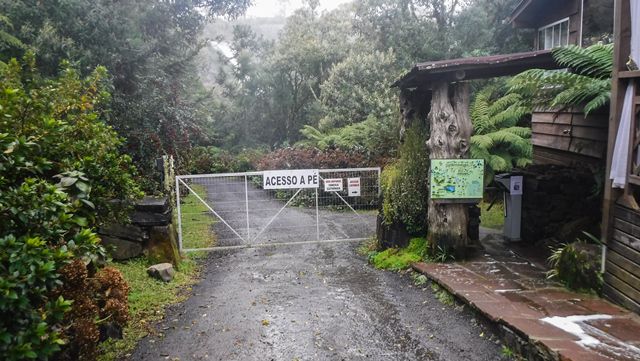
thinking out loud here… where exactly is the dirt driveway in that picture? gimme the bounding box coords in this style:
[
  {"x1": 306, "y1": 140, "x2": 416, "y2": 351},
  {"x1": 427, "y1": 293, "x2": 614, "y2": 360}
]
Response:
[{"x1": 131, "y1": 179, "x2": 505, "y2": 360}]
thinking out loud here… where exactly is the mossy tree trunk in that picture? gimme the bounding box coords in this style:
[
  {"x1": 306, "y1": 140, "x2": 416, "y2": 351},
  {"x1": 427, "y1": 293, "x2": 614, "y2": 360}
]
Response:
[{"x1": 425, "y1": 81, "x2": 472, "y2": 253}]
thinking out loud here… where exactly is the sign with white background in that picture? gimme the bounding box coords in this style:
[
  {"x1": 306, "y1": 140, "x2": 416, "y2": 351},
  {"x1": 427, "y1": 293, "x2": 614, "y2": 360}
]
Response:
[
  {"x1": 323, "y1": 178, "x2": 343, "y2": 192},
  {"x1": 348, "y1": 177, "x2": 361, "y2": 196},
  {"x1": 263, "y1": 169, "x2": 319, "y2": 189}
]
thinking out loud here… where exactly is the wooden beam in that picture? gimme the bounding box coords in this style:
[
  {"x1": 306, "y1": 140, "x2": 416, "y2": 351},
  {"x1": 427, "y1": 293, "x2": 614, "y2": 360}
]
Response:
[{"x1": 602, "y1": 0, "x2": 632, "y2": 244}]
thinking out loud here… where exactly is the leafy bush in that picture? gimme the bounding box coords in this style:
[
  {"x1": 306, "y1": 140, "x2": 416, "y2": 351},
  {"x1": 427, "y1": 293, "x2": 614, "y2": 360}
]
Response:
[
  {"x1": 0, "y1": 56, "x2": 139, "y2": 360},
  {"x1": 299, "y1": 115, "x2": 398, "y2": 159},
  {"x1": 547, "y1": 232, "x2": 603, "y2": 294},
  {"x1": 470, "y1": 84, "x2": 532, "y2": 184},
  {"x1": 254, "y1": 147, "x2": 370, "y2": 170},
  {"x1": 381, "y1": 125, "x2": 430, "y2": 235},
  {"x1": 318, "y1": 50, "x2": 399, "y2": 130},
  {"x1": 184, "y1": 146, "x2": 262, "y2": 174}
]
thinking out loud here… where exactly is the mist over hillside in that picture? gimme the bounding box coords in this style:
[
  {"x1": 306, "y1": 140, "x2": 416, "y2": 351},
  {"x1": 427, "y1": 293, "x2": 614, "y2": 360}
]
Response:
[{"x1": 198, "y1": 16, "x2": 286, "y2": 88}]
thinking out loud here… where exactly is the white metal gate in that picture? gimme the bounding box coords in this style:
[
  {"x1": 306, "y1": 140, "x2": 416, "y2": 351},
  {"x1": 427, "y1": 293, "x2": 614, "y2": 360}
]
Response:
[{"x1": 175, "y1": 168, "x2": 380, "y2": 252}]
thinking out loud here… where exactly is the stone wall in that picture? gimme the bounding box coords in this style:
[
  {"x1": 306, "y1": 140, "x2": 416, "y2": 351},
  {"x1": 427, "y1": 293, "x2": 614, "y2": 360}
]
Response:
[
  {"x1": 521, "y1": 164, "x2": 601, "y2": 242},
  {"x1": 99, "y1": 196, "x2": 180, "y2": 265}
]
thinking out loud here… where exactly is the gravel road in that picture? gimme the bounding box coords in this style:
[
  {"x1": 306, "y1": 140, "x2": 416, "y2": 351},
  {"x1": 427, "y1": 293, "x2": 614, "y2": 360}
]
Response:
[{"x1": 131, "y1": 179, "x2": 505, "y2": 361}]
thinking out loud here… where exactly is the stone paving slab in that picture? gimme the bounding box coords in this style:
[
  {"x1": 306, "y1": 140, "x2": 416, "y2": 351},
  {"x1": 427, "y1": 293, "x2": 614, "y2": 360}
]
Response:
[{"x1": 412, "y1": 259, "x2": 640, "y2": 361}]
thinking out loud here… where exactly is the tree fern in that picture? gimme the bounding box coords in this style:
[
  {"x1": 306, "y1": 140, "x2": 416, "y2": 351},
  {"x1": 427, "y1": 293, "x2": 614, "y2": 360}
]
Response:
[
  {"x1": 0, "y1": 14, "x2": 24, "y2": 49},
  {"x1": 509, "y1": 43, "x2": 613, "y2": 115},
  {"x1": 471, "y1": 85, "x2": 532, "y2": 183}
]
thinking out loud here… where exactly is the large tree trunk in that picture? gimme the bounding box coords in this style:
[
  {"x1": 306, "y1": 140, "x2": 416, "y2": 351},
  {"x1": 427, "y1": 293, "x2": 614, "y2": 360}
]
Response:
[{"x1": 426, "y1": 81, "x2": 472, "y2": 254}]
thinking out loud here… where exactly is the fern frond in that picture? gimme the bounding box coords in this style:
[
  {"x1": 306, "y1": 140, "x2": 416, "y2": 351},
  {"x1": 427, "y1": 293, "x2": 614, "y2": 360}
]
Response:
[
  {"x1": 487, "y1": 93, "x2": 522, "y2": 116},
  {"x1": 470, "y1": 134, "x2": 494, "y2": 150},
  {"x1": 471, "y1": 87, "x2": 493, "y2": 134},
  {"x1": 552, "y1": 44, "x2": 613, "y2": 80},
  {"x1": 501, "y1": 126, "x2": 532, "y2": 138},
  {"x1": 0, "y1": 30, "x2": 23, "y2": 49},
  {"x1": 488, "y1": 154, "x2": 510, "y2": 172},
  {"x1": 300, "y1": 125, "x2": 324, "y2": 141},
  {"x1": 584, "y1": 91, "x2": 611, "y2": 115}
]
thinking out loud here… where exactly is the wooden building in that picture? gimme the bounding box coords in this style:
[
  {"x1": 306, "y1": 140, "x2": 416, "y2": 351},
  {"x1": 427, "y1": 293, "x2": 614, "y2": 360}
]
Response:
[
  {"x1": 601, "y1": 0, "x2": 640, "y2": 314},
  {"x1": 508, "y1": 0, "x2": 613, "y2": 166},
  {"x1": 394, "y1": 0, "x2": 640, "y2": 315}
]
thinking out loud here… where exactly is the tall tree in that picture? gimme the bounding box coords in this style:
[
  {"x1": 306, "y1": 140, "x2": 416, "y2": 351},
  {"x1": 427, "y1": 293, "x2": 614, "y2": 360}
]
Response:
[{"x1": 0, "y1": 0, "x2": 250, "y2": 183}]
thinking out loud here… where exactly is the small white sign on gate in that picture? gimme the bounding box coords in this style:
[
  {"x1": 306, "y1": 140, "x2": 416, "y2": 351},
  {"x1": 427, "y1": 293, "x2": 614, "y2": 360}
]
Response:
[
  {"x1": 323, "y1": 178, "x2": 343, "y2": 192},
  {"x1": 263, "y1": 169, "x2": 319, "y2": 190},
  {"x1": 510, "y1": 175, "x2": 523, "y2": 195},
  {"x1": 348, "y1": 177, "x2": 361, "y2": 197}
]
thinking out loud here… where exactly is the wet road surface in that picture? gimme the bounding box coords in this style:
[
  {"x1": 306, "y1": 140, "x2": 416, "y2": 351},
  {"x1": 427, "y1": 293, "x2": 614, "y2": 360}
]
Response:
[
  {"x1": 132, "y1": 178, "x2": 505, "y2": 360},
  {"x1": 131, "y1": 244, "x2": 507, "y2": 361}
]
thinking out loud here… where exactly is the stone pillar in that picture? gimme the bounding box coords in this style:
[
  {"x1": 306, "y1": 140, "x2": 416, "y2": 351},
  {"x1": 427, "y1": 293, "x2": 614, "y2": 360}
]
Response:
[{"x1": 99, "y1": 196, "x2": 180, "y2": 265}]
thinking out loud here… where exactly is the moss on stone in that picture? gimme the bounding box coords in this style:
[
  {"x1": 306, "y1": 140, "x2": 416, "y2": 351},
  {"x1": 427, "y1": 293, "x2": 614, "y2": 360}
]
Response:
[{"x1": 370, "y1": 237, "x2": 428, "y2": 270}]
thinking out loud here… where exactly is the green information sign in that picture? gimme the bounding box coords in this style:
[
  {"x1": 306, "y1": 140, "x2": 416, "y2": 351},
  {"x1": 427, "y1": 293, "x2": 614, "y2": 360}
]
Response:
[{"x1": 430, "y1": 159, "x2": 484, "y2": 200}]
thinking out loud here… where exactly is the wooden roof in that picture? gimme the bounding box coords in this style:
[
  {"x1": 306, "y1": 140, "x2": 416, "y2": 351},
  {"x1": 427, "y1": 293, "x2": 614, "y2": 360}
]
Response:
[
  {"x1": 392, "y1": 50, "x2": 560, "y2": 89},
  {"x1": 507, "y1": 0, "x2": 577, "y2": 28}
]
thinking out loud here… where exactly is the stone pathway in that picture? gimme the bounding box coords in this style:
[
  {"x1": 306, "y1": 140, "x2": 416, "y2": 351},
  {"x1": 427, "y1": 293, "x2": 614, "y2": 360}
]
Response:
[{"x1": 413, "y1": 230, "x2": 640, "y2": 361}]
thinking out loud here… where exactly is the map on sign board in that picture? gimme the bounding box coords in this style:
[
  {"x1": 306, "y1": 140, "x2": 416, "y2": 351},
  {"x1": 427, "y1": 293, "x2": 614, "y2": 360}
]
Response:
[{"x1": 430, "y1": 159, "x2": 484, "y2": 200}]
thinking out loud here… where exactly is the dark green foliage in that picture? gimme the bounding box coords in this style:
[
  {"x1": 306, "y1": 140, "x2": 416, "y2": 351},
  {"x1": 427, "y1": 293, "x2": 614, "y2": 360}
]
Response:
[
  {"x1": 0, "y1": 57, "x2": 139, "y2": 360},
  {"x1": 254, "y1": 147, "x2": 370, "y2": 171},
  {"x1": 470, "y1": 84, "x2": 532, "y2": 183},
  {"x1": 0, "y1": 0, "x2": 251, "y2": 188},
  {"x1": 0, "y1": 235, "x2": 72, "y2": 360},
  {"x1": 509, "y1": 44, "x2": 614, "y2": 115},
  {"x1": 185, "y1": 146, "x2": 261, "y2": 174},
  {"x1": 299, "y1": 116, "x2": 398, "y2": 159},
  {"x1": 381, "y1": 125, "x2": 429, "y2": 235},
  {"x1": 547, "y1": 233, "x2": 603, "y2": 294}
]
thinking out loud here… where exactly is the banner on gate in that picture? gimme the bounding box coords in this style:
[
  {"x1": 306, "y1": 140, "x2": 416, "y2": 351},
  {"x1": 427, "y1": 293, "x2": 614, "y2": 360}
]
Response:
[
  {"x1": 347, "y1": 177, "x2": 361, "y2": 196},
  {"x1": 323, "y1": 178, "x2": 343, "y2": 192},
  {"x1": 263, "y1": 169, "x2": 319, "y2": 189}
]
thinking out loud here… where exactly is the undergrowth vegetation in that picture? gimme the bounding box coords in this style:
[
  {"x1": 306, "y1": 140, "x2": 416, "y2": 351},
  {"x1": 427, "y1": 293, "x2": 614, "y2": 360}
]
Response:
[
  {"x1": 0, "y1": 56, "x2": 141, "y2": 360},
  {"x1": 97, "y1": 258, "x2": 200, "y2": 361},
  {"x1": 381, "y1": 125, "x2": 430, "y2": 235},
  {"x1": 479, "y1": 201, "x2": 505, "y2": 230},
  {"x1": 369, "y1": 238, "x2": 428, "y2": 270},
  {"x1": 547, "y1": 232, "x2": 603, "y2": 294},
  {"x1": 254, "y1": 147, "x2": 371, "y2": 170},
  {"x1": 178, "y1": 184, "x2": 217, "y2": 252}
]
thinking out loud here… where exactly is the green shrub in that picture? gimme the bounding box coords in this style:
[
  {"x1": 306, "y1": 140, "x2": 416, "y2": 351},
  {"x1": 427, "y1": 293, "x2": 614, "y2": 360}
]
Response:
[
  {"x1": 547, "y1": 233, "x2": 603, "y2": 293},
  {"x1": 380, "y1": 125, "x2": 429, "y2": 234},
  {"x1": 0, "y1": 55, "x2": 140, "y2": 360},
  {"x1": 184, "y1": 146, "x2": 262, "y2": 174},
  {"x1": 370, "y1": 237, "x2": 427, "y2": 270}
]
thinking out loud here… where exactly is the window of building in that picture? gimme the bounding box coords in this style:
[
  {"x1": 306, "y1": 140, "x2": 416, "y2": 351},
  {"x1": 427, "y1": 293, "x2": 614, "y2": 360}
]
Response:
[{"x1": 538, "y1": 18, "x2": 570, "y2": 50}]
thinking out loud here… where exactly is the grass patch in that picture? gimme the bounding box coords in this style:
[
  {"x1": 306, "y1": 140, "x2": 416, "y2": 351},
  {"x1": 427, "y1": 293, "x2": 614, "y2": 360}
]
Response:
[
  {"x1": 178, "y1": 184, "x2": 216, "y2": 256},
  {"x1": 97, "y1": 257, "x2": 200, "y2": 360},
  {"x1": 370, "y1": 237, "x2": 427, "y2": 270},
  {"x1": 357, "y1": 236, "x2": 379, "y2": 256},
  {"x1": 431, "y1": 283, "x2": 455, "y2": 306},
  {"x1": 479, "y1": 200, "x2": 504, "y2": 230},
  {"x1": 99, "y1": 185, "x2": 219, "y2": 359},
  {"x1": 411, "y1": 272, "x2": 429, "y2": 286}
]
